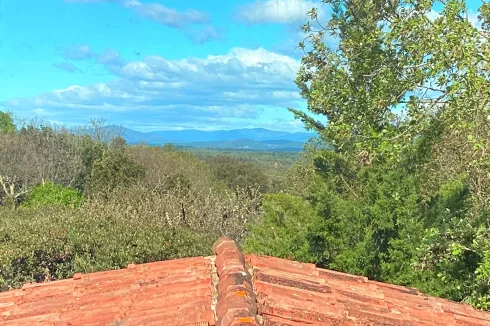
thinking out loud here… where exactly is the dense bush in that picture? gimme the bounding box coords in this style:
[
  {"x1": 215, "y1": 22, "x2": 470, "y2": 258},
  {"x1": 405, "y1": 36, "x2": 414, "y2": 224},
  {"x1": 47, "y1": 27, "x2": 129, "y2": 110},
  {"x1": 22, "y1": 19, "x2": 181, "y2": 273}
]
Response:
[
  {"x1": 86, "y1": 184, "x2": 262, "y2": 241},
  {"x1": 0, "y1": 205, "x2": 214, "y2": 291},
  {"x1": 24, "y1": 182, "x2": 83, "y2": 208},
  {"x1": 206, "y1": 155, "x2": 271, "y2": 193},
  {"x1": 85, "y1": 148, "x2": 145, "y2": 198},
  {"x1": 243, "y1": 194, "x2": 325, "y2": 263},
  {"x1": 129, "y1": 145, "x2": 217, "y2": 195},
  {"x1": 0, "y1": 111, "x2": 15, "y2": 134}
]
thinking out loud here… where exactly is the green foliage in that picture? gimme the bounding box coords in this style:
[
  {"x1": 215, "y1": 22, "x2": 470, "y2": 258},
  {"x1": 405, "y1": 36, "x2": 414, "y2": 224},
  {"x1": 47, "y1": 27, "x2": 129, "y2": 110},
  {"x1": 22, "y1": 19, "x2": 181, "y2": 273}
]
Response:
[
  {"x1": 189, "y1": 148, "x2": 299, "y2": 192},
  {"x1": 74, "y1": 136, "x2": 104, "y2": 191},
  {"x1": 85, "y1": 147, "x2": 145, "y2": 197},
  {"x1": 0, "y1": 205, "x2": 213, "y2": 291},
  {"x1": 207, "y1": 155, "x2": 271, "y2": 193},
  {"x1": 246, "y1": 0, "x2": 490, "y2": 310},
  {"x1": 294, "y1": 0, "x2": 489, "y2": 165},
  {"x1": 0, "y1": 120, "x2": 264, "y2": 291},
  {"x1": 287, "y1": 156, "x2": 422, "y2": 279},
  {"x1": 24, "y1": 182, "x2": 83, "y2": 208},
  {"x1": 187, "y1": 147, "x2": 299, "y2": 169},
  {"x1": 243, "y1": 194, "x2": 325, "y2": 263},
  {"x1": 0, "y1": 111, "x2": 15, "y2": 134}
]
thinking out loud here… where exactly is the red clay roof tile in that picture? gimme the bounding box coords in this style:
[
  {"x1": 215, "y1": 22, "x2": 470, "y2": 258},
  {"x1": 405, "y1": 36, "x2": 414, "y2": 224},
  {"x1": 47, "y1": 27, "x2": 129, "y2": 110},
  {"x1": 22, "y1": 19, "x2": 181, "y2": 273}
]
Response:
[
  {"x1": 0, "y1": 256, "x2": 216, "y2": 326},
  {"x1": 246, "y1": 254, "x2": 490, "y2": 325},
  {"x1": 213, "y1": 237, "x2": 259, "y2": 326},
  {"x1": 2, "y1": 237, "x2": 490, "y2": 325}
]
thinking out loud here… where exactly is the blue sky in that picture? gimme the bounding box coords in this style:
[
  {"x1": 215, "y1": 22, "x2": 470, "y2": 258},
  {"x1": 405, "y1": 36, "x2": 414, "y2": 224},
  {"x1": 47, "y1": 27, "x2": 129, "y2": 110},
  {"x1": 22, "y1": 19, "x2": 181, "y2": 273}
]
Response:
[
  {"x1": 0, "y1": 0, "x2": 481, "y2": 132},
  {"x1": 0, "y1": 0, "x2": 326, "y2": 132}
]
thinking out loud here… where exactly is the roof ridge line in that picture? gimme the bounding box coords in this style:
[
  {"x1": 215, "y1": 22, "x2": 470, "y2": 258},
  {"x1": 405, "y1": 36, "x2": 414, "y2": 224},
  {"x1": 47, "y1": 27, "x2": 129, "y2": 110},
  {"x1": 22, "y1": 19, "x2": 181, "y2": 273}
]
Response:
[{"x1": 212, "y1": 236, "x2": 261, "y2": 326}]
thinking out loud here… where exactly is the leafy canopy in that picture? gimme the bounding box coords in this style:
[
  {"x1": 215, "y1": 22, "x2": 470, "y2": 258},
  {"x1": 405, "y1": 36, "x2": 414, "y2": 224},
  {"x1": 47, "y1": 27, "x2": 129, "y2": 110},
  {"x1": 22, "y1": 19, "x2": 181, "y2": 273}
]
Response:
[
  {"x1": 246, "y1": 0, "x2": 490, "y2": 310},
  {"x1": 0, "y1": 111, "x2": 15, "y2": 134},
  {"x1": 292, "y1": 0, "x2": 489, "y2": 165}
]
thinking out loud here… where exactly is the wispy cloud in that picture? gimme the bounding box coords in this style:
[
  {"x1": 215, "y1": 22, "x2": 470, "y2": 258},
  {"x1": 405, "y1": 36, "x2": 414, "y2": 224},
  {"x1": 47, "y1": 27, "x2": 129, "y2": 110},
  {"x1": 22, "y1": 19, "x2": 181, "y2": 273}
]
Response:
[
  {"x1": 63, "y1": 45, "x2": 94, "y2": 60},
  {"x1": 32, "y1": 108, "x2": 55, "y2": 116},
  {"x1": 61, "y1": 45, "x2": 125, "y2": 69},
  {"x1": 186, "y1": 25, "x2": 224, "y2": 45},
  {"x1": 122, "y1": 0, "x2": 208, "y2": 28},
  {"x1": 235, "y1": 0, "x2": 322, "y2": 24},
  {"x1": 65, "y1": 0, "x2": 221, "y2": 43},
  {"x1": 53, "y1": 62, "x2": 83, "y2": 73},
  {"x1": 96, "y1": 49, "x2": 125, "y2": 67}
]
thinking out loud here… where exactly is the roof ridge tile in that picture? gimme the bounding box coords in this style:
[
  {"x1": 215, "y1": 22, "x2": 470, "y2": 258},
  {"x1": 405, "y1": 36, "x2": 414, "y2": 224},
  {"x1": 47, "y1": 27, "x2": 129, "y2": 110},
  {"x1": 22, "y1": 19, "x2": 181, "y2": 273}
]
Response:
[{"x1": 213, "y1": 236, "x2": 260, "y2": 326}]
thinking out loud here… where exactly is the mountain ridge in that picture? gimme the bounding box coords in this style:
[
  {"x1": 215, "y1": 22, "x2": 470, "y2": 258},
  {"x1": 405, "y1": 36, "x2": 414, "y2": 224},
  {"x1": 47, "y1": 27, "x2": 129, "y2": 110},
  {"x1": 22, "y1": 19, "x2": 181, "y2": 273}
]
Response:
[{"x1": 106, "y1": 126, "x2": 314, "y2": 151}]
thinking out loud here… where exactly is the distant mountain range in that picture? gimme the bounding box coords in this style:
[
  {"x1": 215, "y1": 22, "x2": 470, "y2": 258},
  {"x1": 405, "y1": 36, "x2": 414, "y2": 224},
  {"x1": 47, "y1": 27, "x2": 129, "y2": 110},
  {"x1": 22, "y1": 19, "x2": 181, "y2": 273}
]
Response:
[{"x1": 108, "y1": 126, "x2": 314, "y2": 151}]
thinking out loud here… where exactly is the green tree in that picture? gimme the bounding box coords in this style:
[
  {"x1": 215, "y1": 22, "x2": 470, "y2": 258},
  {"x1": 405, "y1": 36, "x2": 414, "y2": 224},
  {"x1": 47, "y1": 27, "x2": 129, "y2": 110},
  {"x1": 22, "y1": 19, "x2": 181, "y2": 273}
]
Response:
[
  {"x1": 24, "y1": 182, "x2": 83, "y2": 208},
  {"x1": 85, "y1": 148, "x2": 145, "y2": 198},
  {"x1": 248, "y1": 0, "x2": 490, "y2": 309},
  {"x1": 0, "y1": 111, "x2": 15, "y2": 133},
  {"x1": 293, "y1": 0, "x2": 489, "y2": 166},
  {"x1": 243, "y1": 194, "x2": 326, "y2": 263},
  {"x1": 208, "y1": 155, "x2": 271, "y2": 193}
]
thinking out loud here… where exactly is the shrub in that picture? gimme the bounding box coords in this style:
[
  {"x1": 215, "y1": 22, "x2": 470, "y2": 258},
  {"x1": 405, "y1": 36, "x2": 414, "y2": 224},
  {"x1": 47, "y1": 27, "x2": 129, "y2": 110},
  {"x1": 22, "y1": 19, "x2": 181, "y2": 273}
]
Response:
[
  {"x1": 129, "y1": 145, "x2": 216, "y2": 195},
  {"x1": 207, "y1": 155, "x2": 271, "y2": 193},
  {"x1": 242, "y1": 193, "x2": 325, "y2": 263},
  {"x1": 85, "y1": 148, "x2": 145, "y2": 197},
  {"x1": 0, "y1": 111, "x2": 15, "y2": 134},
  {"x1": 0, "y1": 205, "x2": 214, "y2": 291},
  {"x1": 24, "y1": 182, "x2": 83, "y2": 208},
  {"x1": 88, "y1": 184, "x2": 263, "y2": 242}
]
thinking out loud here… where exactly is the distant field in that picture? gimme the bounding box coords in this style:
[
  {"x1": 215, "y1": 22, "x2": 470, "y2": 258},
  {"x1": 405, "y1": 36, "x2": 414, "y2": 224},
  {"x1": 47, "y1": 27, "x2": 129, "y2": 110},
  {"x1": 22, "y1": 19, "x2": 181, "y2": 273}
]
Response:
[
  {"x1": 181, "y1": 147, "x2": 302, "y2": 184},
  {"x1": 127, "y1": 144, "x2": 303, "y2": 186},
  {"x1": 183, "y1": 147, "x2": 301, "y2": 170}
]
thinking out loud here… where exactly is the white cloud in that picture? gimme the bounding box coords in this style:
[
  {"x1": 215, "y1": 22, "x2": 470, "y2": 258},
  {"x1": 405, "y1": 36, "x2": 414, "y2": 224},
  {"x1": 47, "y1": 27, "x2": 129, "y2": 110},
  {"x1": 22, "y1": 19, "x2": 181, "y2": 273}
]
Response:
[
  {"x1": 4, "y1": 48, "x2": 303, "y2": 130},
  {"x1": 467, "y1": 11, "x2": 482, "y2": 29},
  {"x1": 61, "y1": 46, "x2": 125, "y2": 69},
  {"x1": 236, "y1": 0, "x2": 322, "y2": 24},
  {"x1": 426, "y1": 9, "x2": 440, "y2": 22}
]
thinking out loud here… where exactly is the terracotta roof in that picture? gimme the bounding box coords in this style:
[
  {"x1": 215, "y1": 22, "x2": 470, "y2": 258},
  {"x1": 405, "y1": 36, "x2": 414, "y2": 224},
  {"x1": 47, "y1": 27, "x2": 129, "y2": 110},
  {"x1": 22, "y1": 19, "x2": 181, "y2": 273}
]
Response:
[
  {"x1": 247, "y1": 255, "x2": 490, "y2": 325},
  {"x1": 0, "y1": 257, "x2": 216, "y2": 326},
  {"x1": 1, "y1": 237, "x2": 490, "y2": 326}
]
